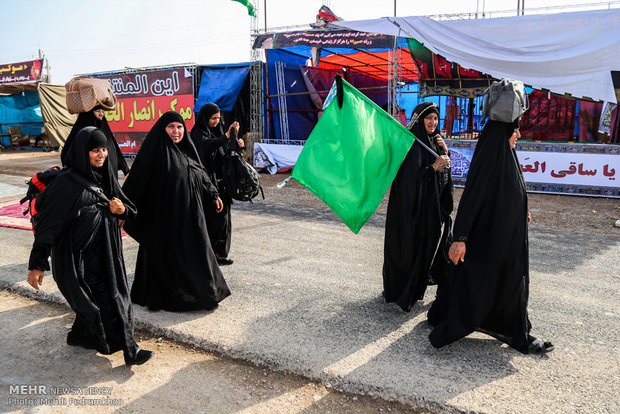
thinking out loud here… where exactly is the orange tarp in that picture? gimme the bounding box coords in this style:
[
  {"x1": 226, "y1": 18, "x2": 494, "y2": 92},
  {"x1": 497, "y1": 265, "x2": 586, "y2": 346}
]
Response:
[{"x1": 318, "y1": 48, "x2": 419, "y2": 82}]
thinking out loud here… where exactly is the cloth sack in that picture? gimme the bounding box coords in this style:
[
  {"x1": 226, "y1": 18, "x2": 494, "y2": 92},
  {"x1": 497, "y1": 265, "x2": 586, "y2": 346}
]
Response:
[
  {"x1": 65, "y1": 77, "x2": 117, "y2": 114},
  {"x1": 482, "y1": 78, "x2": 529, "y2": 123}
]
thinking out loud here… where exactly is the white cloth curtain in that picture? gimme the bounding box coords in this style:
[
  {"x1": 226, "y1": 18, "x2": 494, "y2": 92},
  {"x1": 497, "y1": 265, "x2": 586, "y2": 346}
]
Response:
[{"x1": 330, "y1": 9, "x2": 620, "y2": 103}]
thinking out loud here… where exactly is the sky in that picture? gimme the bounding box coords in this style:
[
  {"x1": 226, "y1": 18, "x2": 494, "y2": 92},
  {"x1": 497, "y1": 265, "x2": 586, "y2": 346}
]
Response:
[{"x1": 1, "y1": 0, "x2": 615, "y2": 84}]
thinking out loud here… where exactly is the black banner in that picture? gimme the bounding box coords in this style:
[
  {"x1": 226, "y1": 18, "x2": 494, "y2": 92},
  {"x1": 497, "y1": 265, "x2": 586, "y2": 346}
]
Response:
[
  {"x1": 253, "y1": 30, "x2": 395, "y2": 50},
  {"x1": 0, "y1": 59, "x2": 44, "y2": 84}
]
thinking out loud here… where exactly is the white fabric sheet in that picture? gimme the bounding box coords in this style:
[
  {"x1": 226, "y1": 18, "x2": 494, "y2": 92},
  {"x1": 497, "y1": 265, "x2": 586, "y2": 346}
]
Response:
[
  {"x1": 253, "y1": 143, "x2": 303, "y2": 174},
  {"x1": 330, "y1": 9, "x2": 620, "y2": 103}
]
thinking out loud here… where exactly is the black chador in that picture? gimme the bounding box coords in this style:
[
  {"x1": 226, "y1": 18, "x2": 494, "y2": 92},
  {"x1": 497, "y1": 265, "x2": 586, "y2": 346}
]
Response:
[
  {"x1": 123, "y1": 111, "x2": 230, "y2": 312},
  {"x1": 382, "y1": 102, "x2": 454, "y2": 312},
  {"x1": 28, "y1": 127, "x2": 146, "y2": 362},
  {"x1": 61, "y1": 107, "x2": 129, "y2": 177},
  {"x1": 429, "y1": 120, "x2": 546, "y2": 354},
  {"x1": 191, "y1": 103, "x2": 242, "y2": 262}
]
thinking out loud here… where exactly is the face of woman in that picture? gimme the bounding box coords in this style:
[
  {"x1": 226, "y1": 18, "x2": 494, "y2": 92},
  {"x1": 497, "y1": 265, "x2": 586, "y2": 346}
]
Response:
[
  {"x1": 424, "y1": 113, "x2": 439, "y2": 135},
  {"x1": 509, "y1": 129, "x2": 521, "y2": 149},
  {"x1": 208, "y1": 112, "x2": 221, "y2": 128},
  {"x1": 93, "y1": 109, "x2": 105, "y2": 120},
  {"x1": 89, "y1": 147, "x2": 108, "y2": 168},
  {"x1": 166, "y1": 122, "x2": 184, "y2": 144}
]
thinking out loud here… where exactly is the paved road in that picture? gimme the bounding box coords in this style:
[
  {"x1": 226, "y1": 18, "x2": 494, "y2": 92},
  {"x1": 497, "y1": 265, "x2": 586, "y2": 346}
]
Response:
[{"x1": 0, "y1": 171, "x2": 618, "y2": 413}]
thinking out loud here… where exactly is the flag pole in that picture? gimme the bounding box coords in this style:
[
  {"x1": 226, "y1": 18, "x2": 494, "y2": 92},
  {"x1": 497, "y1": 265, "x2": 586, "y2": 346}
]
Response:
[{"x1": 414, "y1": 137, "x2": 439, "y2": 158}]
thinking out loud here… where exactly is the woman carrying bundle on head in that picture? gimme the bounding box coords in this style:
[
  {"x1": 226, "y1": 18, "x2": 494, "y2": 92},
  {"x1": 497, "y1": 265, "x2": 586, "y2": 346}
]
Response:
[{"x1": 429, "y1": 104, "x2": 554, "y2": 354}]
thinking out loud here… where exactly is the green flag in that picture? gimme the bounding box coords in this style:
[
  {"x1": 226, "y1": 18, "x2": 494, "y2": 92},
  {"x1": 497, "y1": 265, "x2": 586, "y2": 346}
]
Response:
[
  {"x1": 231, "y1": 0, "x2": 256, "y2": 17},
  {"x1": 292, "y1": 76, "x2": 415, "y2": 234}
]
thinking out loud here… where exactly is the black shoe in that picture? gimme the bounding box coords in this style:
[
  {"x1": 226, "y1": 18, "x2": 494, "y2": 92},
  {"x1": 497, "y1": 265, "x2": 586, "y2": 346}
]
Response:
[
  {"x1": 67, "y1": 332, "x2": 97, "y2": 350},
  {"x1": 124, "y1": 349, "x2": 154, "y2": 366},
  {"x1": 217, "y1": 257, "x2": 234, "y2": 266},
  {"x1": 528, "y1": 338, "x2": 554, "y2": 354}
]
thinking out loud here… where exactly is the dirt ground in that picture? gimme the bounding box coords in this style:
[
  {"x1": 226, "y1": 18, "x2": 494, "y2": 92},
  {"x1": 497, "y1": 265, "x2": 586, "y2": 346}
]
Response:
[
  {"x1": 257, "y1": 173, "x2": 620, "y2": 237},
  {"x1": 0, "y1": 149, "x2": 619, "y2": 413},
  {"x1": 0, "y1": 149, "x2": 619, "y2": 237},
  {"x1": 0, "y1": 290, "x2": 433, "y2": 414}
]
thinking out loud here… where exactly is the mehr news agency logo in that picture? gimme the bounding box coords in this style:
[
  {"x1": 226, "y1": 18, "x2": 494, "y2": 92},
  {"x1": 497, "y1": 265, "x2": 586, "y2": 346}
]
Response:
[{"x1": 7, "y1": 384, "x2": 123, "y2": 407}]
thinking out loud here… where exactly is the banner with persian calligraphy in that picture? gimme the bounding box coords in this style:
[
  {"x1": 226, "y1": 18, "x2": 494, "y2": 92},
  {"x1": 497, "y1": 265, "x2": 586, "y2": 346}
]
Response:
[
  {"x1": 0, "y1": 59, "x2": 44, "y2": 84},
  {"x1": 253, "y1": 30, "x2": 394, "y2": 49},
  {"x1": 446, "y1": 139, "x2": 620, "y2": 198},
  {"x1": 95, "y1": 68, "x2": 195, "y2": 155}
]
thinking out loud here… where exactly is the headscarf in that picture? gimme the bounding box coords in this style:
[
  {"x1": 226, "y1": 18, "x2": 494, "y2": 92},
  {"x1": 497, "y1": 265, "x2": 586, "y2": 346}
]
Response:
[
  {"x1": 195, "y1": 103, "x2": 225, "y2": 138},
  {"x1": 87, "y1": 129, "x2": 108, "y2": 150},
  {"x1": 63, "y1": 126, "x2": 118, "y2": 198},
  {"x1": 144, "y1": 111, "x2": 196, "y2": 155},
  {"x1": 61, "y1": 109, "x2": 129, "y2": 175},
  {"x1": 408, "y1": 102, "x2": 439, "y2": 129},
  {"x1": 407, "y1": 102, "x2": 440, "y2": 149}
]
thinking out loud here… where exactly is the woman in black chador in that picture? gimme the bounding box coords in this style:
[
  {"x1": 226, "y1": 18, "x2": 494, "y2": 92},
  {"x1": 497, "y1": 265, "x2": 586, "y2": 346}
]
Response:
[
  {"x1": 429, "y1": 120, "x2": 554, "y2": 354},
  {"x1": 191, "y1": 103, "x2": 244, "y2": 266},
  {"x1": 123, "y1": 111, "x2": 231, "y2": 312},
  {"x1": 61, "y1": 106, "x2": 129, "y2": 178},
  {"x1": 383, "y1": 102, "x2": 453, "y2": 312},
  {"x1": 27, "y1": 126, "x2": 153, "y2": 365}
]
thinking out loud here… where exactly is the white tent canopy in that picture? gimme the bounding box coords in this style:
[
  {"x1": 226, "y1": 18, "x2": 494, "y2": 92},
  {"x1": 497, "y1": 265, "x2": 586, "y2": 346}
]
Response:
[{"x1": 330, "y1": 9, "x2": 620, "y2": 103}]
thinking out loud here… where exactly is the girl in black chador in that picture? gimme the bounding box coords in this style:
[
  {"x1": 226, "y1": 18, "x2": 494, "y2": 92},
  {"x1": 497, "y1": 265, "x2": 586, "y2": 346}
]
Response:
[
  {"x1": 429, "y1": 120, "x2": 554, "y2": 354},
  {"x1": 191, "y1": 102, "x2": 245, "y2": 266},
  {"x1": 123, "y1": 111, "x2": 231, "y2": 312},
  {"x1": 27, "y1": 126, "x2": 153, "y2": 365},
  {"x1": 383, "y1": 101, "x2": 454, "y2": 312}
]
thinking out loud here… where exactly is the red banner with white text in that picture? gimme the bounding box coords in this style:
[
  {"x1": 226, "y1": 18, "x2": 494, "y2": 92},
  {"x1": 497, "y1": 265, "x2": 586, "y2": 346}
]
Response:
[{"x1": 95, "y1": 68, "x2": 194, "y2": 154}]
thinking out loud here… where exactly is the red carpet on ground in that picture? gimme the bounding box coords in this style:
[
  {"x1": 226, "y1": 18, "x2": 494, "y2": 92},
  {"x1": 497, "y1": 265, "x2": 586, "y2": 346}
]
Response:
[{"x1": 0, "y1": 199, "x2": 32, "y2": 231}]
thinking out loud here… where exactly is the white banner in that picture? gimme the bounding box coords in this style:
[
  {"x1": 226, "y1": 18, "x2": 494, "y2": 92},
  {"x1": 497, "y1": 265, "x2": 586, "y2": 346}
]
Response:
[
  {"x1": 446, "y1": 139, "x2": 620, "y2": 198},
  {"x1": 519, "y1": 151, "x2": 618, "y2": 187}
]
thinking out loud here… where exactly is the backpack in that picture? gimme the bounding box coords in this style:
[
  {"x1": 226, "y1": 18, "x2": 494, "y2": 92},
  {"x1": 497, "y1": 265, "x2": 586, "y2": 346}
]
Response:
[
  {"x1": 220, "y1": 149, "x2": 264, "y2": 202},
  {"x1": 481, "y1": 78, "x2": 529, "y2": 124},
  {"x1": 20, "y1": 166, "x2": 109, "y2": 233},
  {"x1": 20, "y1": 166, "x2": 63, "y2": 223}
]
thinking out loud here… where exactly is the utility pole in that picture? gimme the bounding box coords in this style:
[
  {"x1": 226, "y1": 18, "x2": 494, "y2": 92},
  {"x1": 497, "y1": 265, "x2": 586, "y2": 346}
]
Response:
[
  {"x1": 38, "y1": 48, "x2": 50, "y2": 83},
  {"x1": 394, "y1": 0, "x2": 397, "y2": 16}
]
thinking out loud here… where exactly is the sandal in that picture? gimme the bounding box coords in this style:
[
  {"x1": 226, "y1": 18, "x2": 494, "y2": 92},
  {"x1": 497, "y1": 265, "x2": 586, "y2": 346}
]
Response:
[{"x1": 528, "y1": 337, "x2": 554, "y2": 354}]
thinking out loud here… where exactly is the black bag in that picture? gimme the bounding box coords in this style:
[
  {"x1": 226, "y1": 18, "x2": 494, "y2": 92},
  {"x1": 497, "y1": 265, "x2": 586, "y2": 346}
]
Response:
[
  {"x1": 21, "y1": 166, "x2": 109, "y2": 233},
  {"x1": 220, "y1": 148, "x2": 264, "y2": 202},
  {"x1": 20, "y1": 166, "x2": 63, "y2": 221}
]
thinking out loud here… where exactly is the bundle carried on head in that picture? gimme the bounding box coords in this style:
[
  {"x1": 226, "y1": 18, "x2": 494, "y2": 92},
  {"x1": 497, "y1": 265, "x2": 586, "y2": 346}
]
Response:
[
  {"x1": 481, "y1": 78, "x2": 529, "y2": 124},
  {"x1": 65, "y1": 77, "x2": 117, "y2": 114}
]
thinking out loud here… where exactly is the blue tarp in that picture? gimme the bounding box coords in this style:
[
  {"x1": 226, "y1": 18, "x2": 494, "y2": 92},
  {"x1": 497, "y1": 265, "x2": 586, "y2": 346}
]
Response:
[
  {"x1": 265, "y1": 49, "x2": 317, "y2": 143},
  {"x1": 0, "y1": 91, "x2": 44, "y2": 140},
  {"x1": 194, "y1": 63, "x2": 252, "y2": 112},
  {"x1": 264, "y1": 47, "x2": 416, "y2": 143}
]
